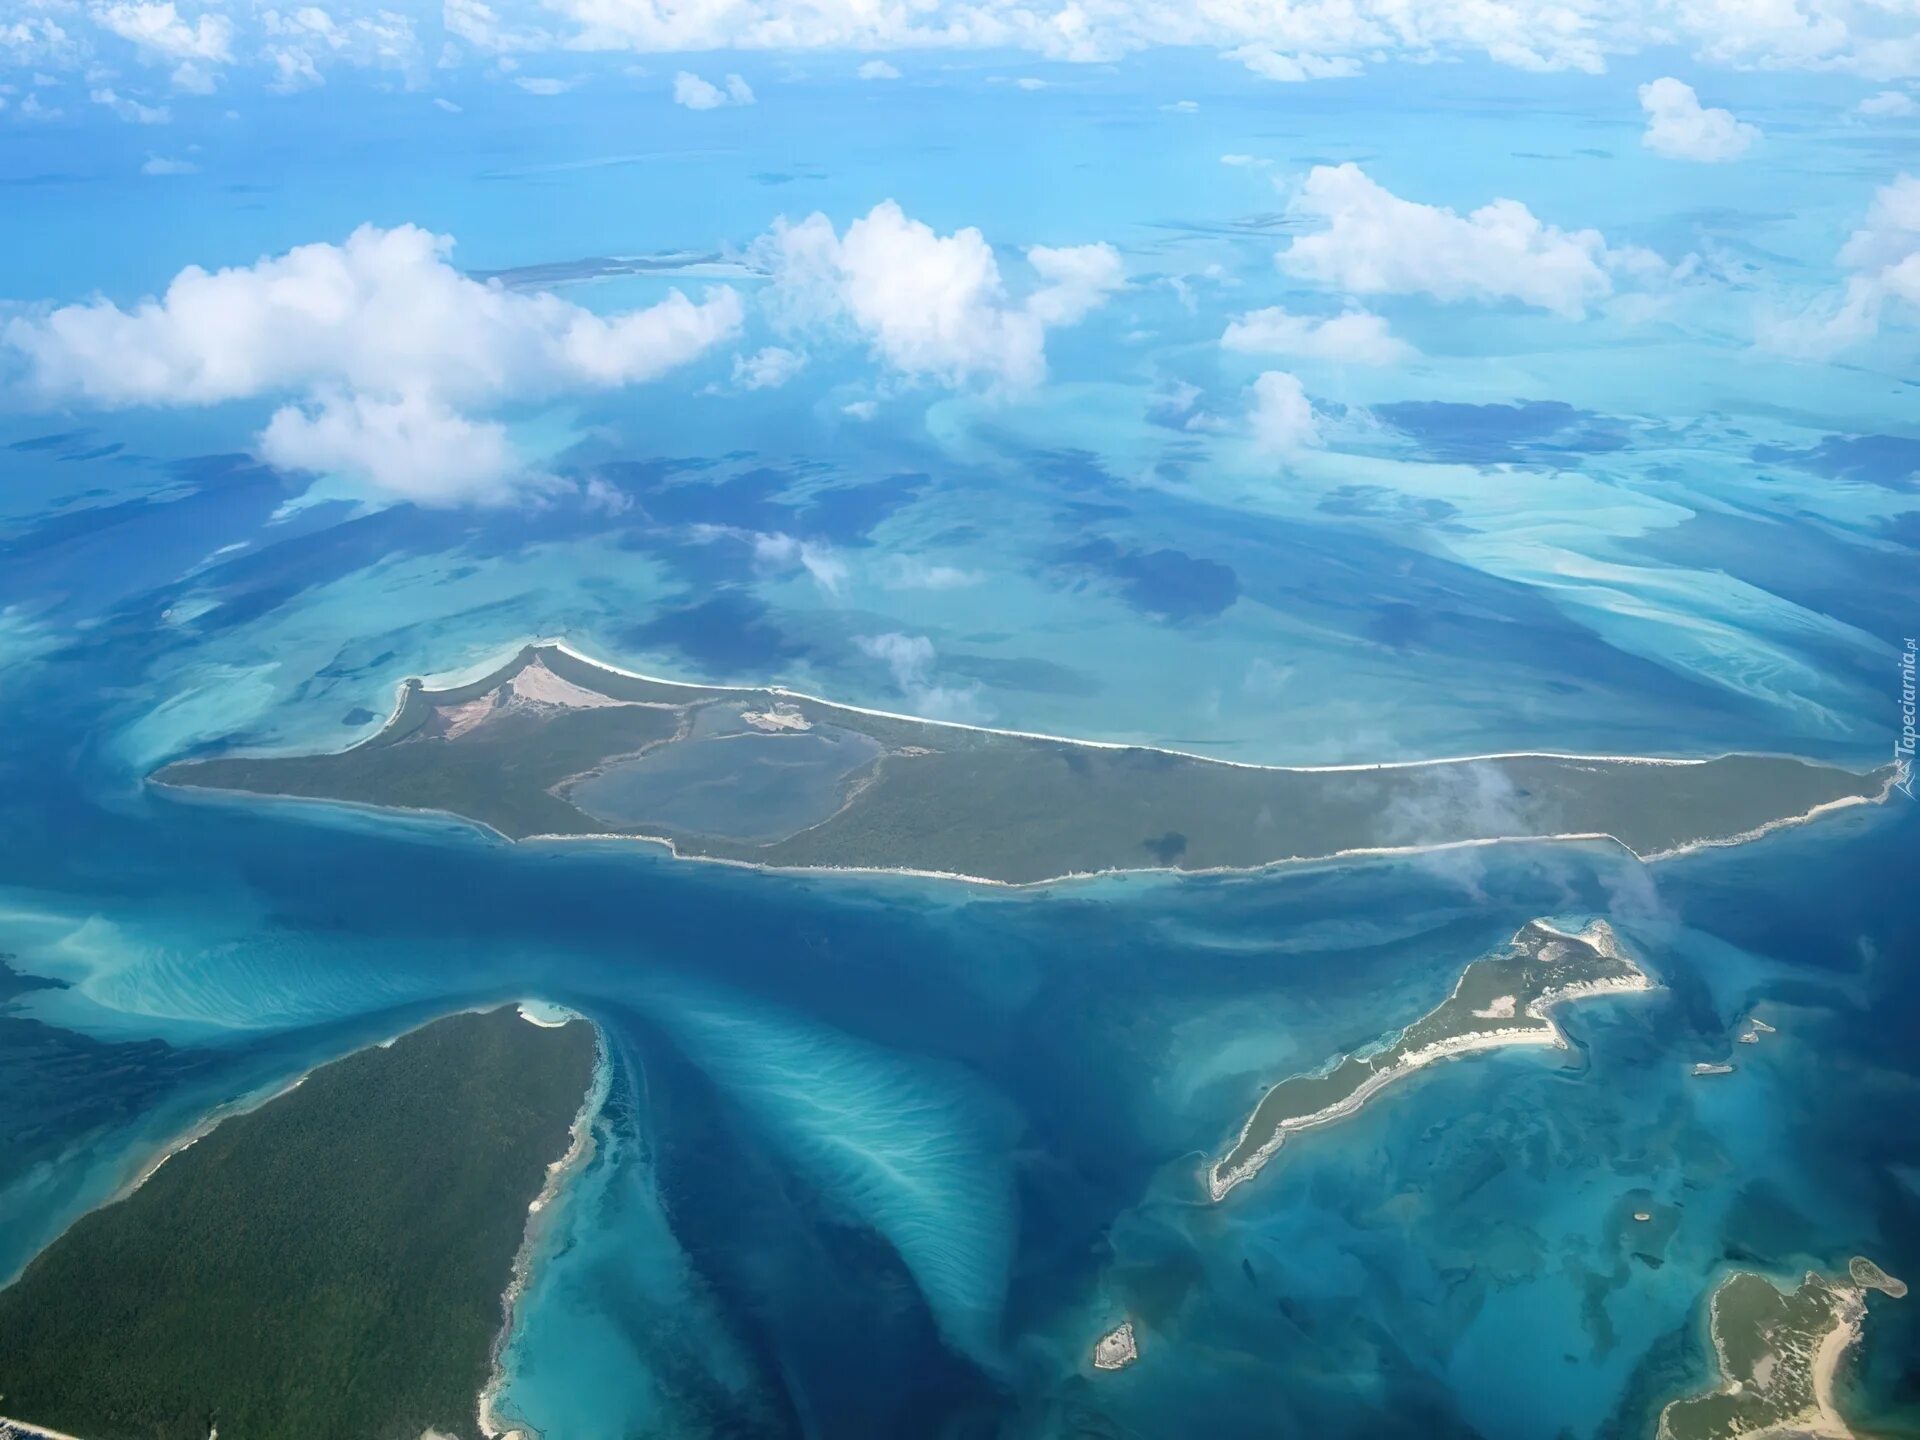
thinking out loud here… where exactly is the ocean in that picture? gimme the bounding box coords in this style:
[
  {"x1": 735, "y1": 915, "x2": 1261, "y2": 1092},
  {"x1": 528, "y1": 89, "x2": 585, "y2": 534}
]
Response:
[{"x1": 2, "y1": 43, "x2": 1917, "y2": 1440}]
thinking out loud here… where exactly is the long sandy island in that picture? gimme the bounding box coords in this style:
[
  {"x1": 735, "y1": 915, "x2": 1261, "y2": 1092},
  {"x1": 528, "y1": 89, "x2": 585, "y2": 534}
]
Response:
[{"x1": 152, "y1": 641, "x2": 1895, "y2": 888}]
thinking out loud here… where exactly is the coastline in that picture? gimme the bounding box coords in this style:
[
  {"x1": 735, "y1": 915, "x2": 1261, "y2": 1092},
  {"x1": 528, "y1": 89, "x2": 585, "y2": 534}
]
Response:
[
  {"x1": 150, "y1": 771, "x2": 1897, "y2": 896},
  {"x1": 1208, "y1": 920, "x2": 1653, "y2": 1201},
  {"x1": 220, "y1": 632, "x2": 1897, "y2": 779},
  {"x1": 0, "y1": 1414, "x2": 97, "y2": 1440},
  {"x1": 478, "y1": 1012, "x2": 611, "y2": 1440}
]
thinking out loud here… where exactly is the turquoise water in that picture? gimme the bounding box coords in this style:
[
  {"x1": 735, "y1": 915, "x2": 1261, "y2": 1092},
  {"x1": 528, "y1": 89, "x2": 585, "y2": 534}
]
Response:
[{"x1": 2, "y1": 43, "x2": 1918, "y2": 1440}]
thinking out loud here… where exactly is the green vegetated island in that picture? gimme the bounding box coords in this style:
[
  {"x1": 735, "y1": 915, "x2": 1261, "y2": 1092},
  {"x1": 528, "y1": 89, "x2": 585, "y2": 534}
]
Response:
[
  {"x1": 153, "y1": 644, "x2": 1892, "y2": 888},
  {"x1": 1659, "y1": 1257, "x2": 1908, "y2": 1440},
  {"x1": 1210, "y1": 919, "x2": 1650, "y2": 1200},
  {"x1": 0, "y1": 1006, "x2": 597, "y2": 1440}
]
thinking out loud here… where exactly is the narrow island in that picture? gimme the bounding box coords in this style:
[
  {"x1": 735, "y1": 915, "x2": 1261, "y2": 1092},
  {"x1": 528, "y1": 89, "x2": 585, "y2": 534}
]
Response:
[
  {"x1": 150, "y1": 643, "x2": 1892, "y2": 888},
  {"x1": 1208, "y1": 919, "x2": 1650, "y2": 1201},
  {"x1": 0, "y1": 1006, "x2": 598, "y2": 1440},
  {"x1": 1658, "y1": 1258, "x2": 1907, "y2": 1440}
]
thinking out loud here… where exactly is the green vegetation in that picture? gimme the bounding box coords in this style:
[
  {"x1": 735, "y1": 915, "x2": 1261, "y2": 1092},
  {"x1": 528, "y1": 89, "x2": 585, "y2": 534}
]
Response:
[
  {"x1": 1658, "y1": 1259, "x2": 1905, "y2": 1440},
  {"x1": 0, "y1": 1006, "x2": 596, "y2": 1440},
  {"x1": 1210, "y1": 920, "x2": 1648, "y2": 1198},
  {"x1": 155, "y1": 644, "x2": 1891, "y2": 887}
]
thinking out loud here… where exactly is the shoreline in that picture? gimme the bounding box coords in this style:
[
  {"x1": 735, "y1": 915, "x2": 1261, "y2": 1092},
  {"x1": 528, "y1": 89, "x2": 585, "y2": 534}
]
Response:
[
  {"x1": 1, "y1": 1001, "x2": 570, "y2": 1295},
  {"x1": 478, "y1": 1013, "x2": 611, "y2": 1440},
  {"x1": 1659, "y1": 1267, "x2": 1885, "y2": 1440},
  {"x1": 1208, "y1": 920, "x2": 1653, "y2": 1201},
  {"x1": 150, "y1": 771, "x2": 1897, "y2": 895},
  {"x1": 215, "y1": 632, "x2": 1897, "y2": 779},
  {"x1": 0, "y1": 1414, "x2": 97, "y2": 1440}
]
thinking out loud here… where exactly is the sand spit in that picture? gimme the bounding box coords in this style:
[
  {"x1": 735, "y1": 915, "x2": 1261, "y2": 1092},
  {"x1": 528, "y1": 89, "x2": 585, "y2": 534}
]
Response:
[{"x1": 1208, "y1": 920, "x2": 1652, "y2": 1201}]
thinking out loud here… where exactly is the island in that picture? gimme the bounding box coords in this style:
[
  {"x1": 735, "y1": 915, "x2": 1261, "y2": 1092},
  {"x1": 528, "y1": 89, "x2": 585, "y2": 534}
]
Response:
[
  {"x1": 1208, "y1": 919, "x2": 1650, "y2": 1200},
  {"x1": 1092, "y1": 1322, "x2": 1139, "y2": 1372},
  {"x1": 150, "y1": 644, "x2": 1894, "y2": 888},
  {"x1": 1658, "y1": 1258, "x2": 1907, "y2": 1440},
  {"x1": 0, "y1": 1006, "x2": 598, "y2": 1440}
]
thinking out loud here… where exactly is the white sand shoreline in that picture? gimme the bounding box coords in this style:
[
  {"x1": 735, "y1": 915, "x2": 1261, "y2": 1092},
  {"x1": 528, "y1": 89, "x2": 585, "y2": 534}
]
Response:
[
  {"x1": 478, "y1": 1014, "x2": 610, "y2": 1440},
  {"x1": 151, "y1": 773, "x2": 1895, "y2": 896},
  {"x1": 1208, "y1": 920, "x2": 1653, "y2": 1201},
  {"x1": 0, "y1": 1412, "x2": 99, "y2": 1440},
  {"x1": 395, "y1": 634, "x2": 1888, "y2": 778}
]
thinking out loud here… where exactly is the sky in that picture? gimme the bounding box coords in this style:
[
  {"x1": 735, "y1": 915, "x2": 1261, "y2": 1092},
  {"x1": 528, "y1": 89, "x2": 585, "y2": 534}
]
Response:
[{"x1": 3, "y1": 0, "x2": 1917, "y2": 772}]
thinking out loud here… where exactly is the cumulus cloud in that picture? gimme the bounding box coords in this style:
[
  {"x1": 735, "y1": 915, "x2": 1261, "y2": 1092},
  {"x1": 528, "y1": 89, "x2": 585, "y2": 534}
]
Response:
[
  {"x1": 857, "y1": 58, "x2": 900, "y2": 79},
  {"x1": 1762, "y1": 173, "x2": 1920, "y2": 354},
  {"x1": 731, "y1": 344, "x2": 805, "y2": 389},
  {"x1": 1281, "y1": 163, "x2": 1617, "y2": 318},
  {"x1": 46, "y1": 0, "x2": 1920, "y2": 93},
  {"x1": 91, "y1": 85, "x2": 171, "y2": 122},
  {"x1": 854, "y1": 632, "x2": 987, "y2": 721},
  {"x1": 1247, "y1": 371, "x2": 1319, "y2": 454},
  {"x1": 1638, "y1": 77, "x2": 1760, "y2": 161},
  {"x1": 752, "y1": 531, "x2": 847, "y2": 592},
  {"x1": 260, "y1": 393, "x2": 522, "y2": 504},
  {"x1": 1221, "y1": 305, "x2": 1413, "y2": 364},
  {"x1": 758, "y1": 200, "x2": 1122, "y2": 388},
  {"x1": 1228, "y1": 46, "x2": 1362, "y2": 82},
  {"x1": 1857, "y1": 90, "x2": 1916, "y2": 116},
  {"x1": 673, "y1": 69, "x2": 752, "y2": 107},
  {"x1": 4, "y1": 223, "x2": 742, "y2": 502},
  {"x1": 95, "y1": 1, "x2": 233, "y2": 62}
]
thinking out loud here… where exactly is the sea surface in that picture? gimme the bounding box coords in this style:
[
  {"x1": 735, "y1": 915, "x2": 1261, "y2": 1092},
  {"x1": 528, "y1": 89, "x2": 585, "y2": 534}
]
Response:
[{"x1": 2, "y1": 47, "x2": 1917, "y2": 1440}]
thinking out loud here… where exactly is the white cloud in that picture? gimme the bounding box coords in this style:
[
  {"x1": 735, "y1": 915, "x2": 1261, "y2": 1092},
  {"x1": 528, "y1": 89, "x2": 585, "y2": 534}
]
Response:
[
  {"x1": 673, "y1": 69, "x2": 752, "y2": 107},
  {"x1": 1229, "y1": 47, "x2": 1363, "y2": 82},
  {"x1": 857, "y1": 58, "x2": 900, "y2": 79},
  {"x1": 170, "y1": 60, "x2": 217, "y2": 91},
  {"x1": 1762, "y1": 172, "x2": 1920, "y2": 354},
  {"x1": 841, "y1": 399, "x2": 878, "y2": 420},
  {"x1": 854, "y1": 632, "x2": 986, "y2": 721},
  {"x1": 260, "y1": 393, "x2": 523, "y2": 505},
  {"x1": 1247, "y1": 370, "x2": 1319, "y2": 454},
  {"x1": 752, "y1": 532, "x2": 847, "y2": 592},
  {"x1": 5, "y1": 223, "x2": 742, "y2": 502},
  {"x1": 51, "y1": 0, "x2": 1920, "y2": 91},
  {"x1": 91, "y1": 85, "x2": 172, "y2": 122},
  {"x1": 1638, "y1": 77, "x2": 1760, "y2": 161},
  {"x1": 1221, "y1": 306, "x2": 1414, "y2": 365},
  {"x1": 1857, "y1": 90, "x2": 1916, "y2": 116},
  {"x1": 141, "y1": 153, "x2": 197, "y2": 173},
  {"x1": 732, "y1": 344, "x2": 805, "y2": 389},
  {"x1": 1, "y1": 17, "x2": 76, "y2": 69},
  {"x1": 881, "y1": 556, "x2": 985, "y2": 590},
  {"x1": 758, "y1": 201, "x2": 1121, "y2": 389},
  {"x1": 1281, "y1": 163, "x2": 1616, "y2": 318},
  {"x1": 1160, "y1": 98, "x2": 1197, "y2": 112},
  {"x1": 1770, "y1": 172, "x2": 1920, "y2": 354},
  {"x1": 514, "y1": 74, "x2": 571, "y2": 93},
  {"x1": 434, "y1": 95, "x2": 462, "y2": 111},
  {"x1": 95, "y1": 1, "x2": 233, "y2": 62},
  {"x1": 1013, "y1": 76, "x2": 1047, "y2": 89}
]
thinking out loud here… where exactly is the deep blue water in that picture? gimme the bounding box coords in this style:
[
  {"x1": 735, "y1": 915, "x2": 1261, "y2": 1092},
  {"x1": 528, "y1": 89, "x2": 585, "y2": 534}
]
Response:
[
  {"x1": 3, "y1": 655, "x2": 1917, "y2": 1436},
  {"x1": 4, "y1": 44, "x2": 1919, "y2": 1440}
]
